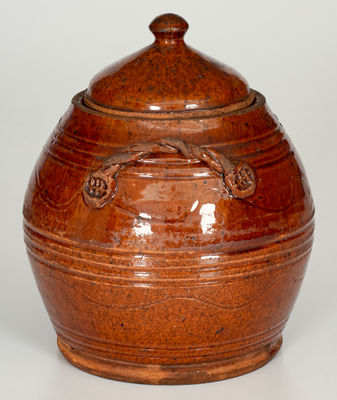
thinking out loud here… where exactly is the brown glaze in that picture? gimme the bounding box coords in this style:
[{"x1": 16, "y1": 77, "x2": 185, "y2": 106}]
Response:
[
  {"x1": 87, "y1": 14, "x2": 249, "y2": 113},
  {"x1": 23, "y1": 13, "x2": 314, "y2": 385},
  {"x1": 83, "y1": 137, "x2": 256, "y2": 209}
]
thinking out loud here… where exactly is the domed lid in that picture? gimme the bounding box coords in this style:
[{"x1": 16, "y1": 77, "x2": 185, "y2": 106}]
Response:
[{"x1": 84, "y1": 14, "x2": 254, "y2": 117}]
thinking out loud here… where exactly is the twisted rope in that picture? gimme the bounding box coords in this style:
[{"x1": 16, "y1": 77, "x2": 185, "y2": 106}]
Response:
[{"x1": 83, "y1": 138, "x2": 256, "y2": 209}]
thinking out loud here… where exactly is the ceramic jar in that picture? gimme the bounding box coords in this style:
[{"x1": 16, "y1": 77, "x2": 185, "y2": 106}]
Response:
[{"x1": 23, "y1": 13, "x2": 314, "y2": 384}]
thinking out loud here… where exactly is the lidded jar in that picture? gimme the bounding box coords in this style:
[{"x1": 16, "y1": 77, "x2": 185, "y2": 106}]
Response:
[{"x1": 23, "y1": 14, "x2": 314, "y2": 384}]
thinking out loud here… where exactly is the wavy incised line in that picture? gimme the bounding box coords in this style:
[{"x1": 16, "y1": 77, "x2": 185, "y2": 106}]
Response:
[
  {"x1": 36, "y1": 269, "x2": 303, "y2": 311},
  {"x1": 35, "y1": 169, "x2": 83, "y2": 210},
  {"x1": 35, "y1": 170, "x2": 217, "y2": 216},
  {"x1": 37, "y1": 132, "x2": 295, "y2": 212}
]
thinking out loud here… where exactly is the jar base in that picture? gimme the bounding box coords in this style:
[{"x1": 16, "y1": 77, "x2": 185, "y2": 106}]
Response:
[{"x1": 57, "y1": 335, "x2": 282, "y2": 385}]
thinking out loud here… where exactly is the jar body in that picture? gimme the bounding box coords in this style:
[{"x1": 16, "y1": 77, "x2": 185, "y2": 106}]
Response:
[{"x1": 23, "y1": 91, "x2": 314, "y2": 384}]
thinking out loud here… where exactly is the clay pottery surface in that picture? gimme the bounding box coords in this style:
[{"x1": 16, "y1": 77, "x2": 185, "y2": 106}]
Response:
[{"x1": 23, "y1": 13, "x2": 315, "y2": 384}]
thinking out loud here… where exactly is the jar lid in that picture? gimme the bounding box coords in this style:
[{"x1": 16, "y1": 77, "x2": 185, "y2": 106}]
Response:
[{"x1": 84, "y1": 13, "x2": 254, "y2": 118}]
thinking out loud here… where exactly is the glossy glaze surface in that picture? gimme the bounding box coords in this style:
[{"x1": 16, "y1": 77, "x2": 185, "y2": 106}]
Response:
[
  {"x1": 23, "y1": 13, "x2": 314, "y2": 384},
  {"x1": 87, "y1": 14, "x2": 249, "y2": 113}
]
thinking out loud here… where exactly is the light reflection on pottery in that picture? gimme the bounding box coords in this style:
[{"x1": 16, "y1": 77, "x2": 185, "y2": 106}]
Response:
[{"x1": 23, "y1": 13, "x2": 314, "y2": 384}]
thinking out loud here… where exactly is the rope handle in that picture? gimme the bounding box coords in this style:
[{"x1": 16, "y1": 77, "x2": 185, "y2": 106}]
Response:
[{"x1": 83, "y1": 138, "x2": 256, "y2": 209}]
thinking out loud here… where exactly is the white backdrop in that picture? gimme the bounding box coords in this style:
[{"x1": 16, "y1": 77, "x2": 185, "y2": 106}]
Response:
[{"x1": 1, "y1": 0, "x2": 336, "y2": 399}]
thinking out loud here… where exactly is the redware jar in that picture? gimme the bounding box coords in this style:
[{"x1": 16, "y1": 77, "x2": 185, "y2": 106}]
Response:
[{"x1": 23, "y1": 13, "x2": 315, "y2": 384}]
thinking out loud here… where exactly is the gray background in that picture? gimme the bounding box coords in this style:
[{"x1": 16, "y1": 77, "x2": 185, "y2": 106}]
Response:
[{"x1": 1, "y1": 0, "x2": 336, "y2": 398}]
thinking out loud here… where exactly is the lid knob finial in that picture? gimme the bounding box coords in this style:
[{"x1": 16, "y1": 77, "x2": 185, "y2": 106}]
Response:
[{"x1": 149, "y1": 13, "x2": 189, "y2": 43}]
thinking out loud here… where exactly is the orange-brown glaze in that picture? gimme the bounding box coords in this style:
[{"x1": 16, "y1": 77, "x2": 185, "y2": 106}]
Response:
[{"x1": 23, "y1": 13, "x2": 314, "y2": 384}]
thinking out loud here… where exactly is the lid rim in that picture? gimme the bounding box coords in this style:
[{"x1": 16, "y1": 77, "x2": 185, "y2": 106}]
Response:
[{"x1": 82, "y1": 90, "x2": 257, "y2": 120}]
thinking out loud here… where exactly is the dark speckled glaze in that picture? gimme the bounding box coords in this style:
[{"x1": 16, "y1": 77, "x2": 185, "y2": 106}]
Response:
[{"x1": 23, "y1": 14, "x2": 314, "y2": 384}]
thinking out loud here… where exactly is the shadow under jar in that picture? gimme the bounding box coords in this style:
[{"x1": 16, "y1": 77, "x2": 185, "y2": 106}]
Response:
[{"x1": 23, "y1": 13, "x2": 315, "y2": 384}]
